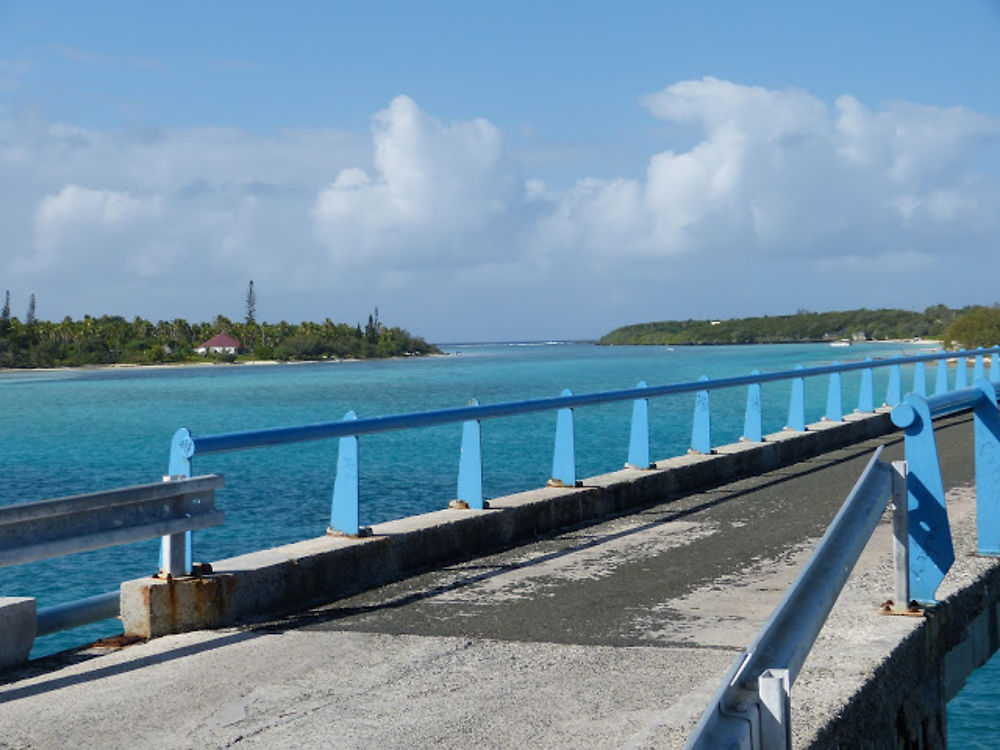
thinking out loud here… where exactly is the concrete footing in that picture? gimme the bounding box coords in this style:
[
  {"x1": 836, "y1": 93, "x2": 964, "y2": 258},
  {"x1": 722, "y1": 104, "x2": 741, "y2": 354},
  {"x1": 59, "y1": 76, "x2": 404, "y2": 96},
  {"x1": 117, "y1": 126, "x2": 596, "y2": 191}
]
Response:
[
  {"x1": 121, "y1": 410, "x2": 898, "y2": 638},
  {"x1": 0, "y1": 597, "x2": 36, "y2": 671}
]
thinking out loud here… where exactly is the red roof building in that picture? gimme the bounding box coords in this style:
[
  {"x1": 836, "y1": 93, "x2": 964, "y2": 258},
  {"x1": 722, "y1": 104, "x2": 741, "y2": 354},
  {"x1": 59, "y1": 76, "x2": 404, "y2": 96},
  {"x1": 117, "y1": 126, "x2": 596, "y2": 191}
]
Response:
[{"x1": 195, "y1": 333, "x2": 241, "y2": 355}]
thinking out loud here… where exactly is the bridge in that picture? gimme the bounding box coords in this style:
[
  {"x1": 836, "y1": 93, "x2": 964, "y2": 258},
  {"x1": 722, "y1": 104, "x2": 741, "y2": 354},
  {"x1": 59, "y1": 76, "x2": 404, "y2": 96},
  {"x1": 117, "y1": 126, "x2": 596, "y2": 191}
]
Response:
[{"x1": 2, "y1": 350, "x2": 1000, "y2": 748}]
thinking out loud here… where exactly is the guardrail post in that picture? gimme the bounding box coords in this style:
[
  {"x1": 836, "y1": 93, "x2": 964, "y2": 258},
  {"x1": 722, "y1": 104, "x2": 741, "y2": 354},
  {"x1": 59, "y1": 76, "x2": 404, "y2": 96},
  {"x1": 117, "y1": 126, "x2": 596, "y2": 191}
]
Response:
[
  {"x1": 330, "y1": 411, "x2": 360, "y2": 535},
  {"x1": 626, "y1": 382, "x2": 652, "y2": 469},
  {"x1": 690, "y1": 375, "x2": 711, "y2": 454},
  {"x1": 786, "y1": 365, "x2": 805, "y2": 431},
  {"x1": 885, "y1": 363, "x2": 901, "y2": 407},
  {"x1": 974, "y1": 347, "x2": 985, "y2": 382},
  {"x1": 973, "y1": 378, "x2": 1000, "y2": 556},
  {"x1": 159, "y1": 479, "x2": 190, "y2": 578},
  {"x1": 759, "y1": 668, "x2": 792, "y2": 750},
  {"x1": 457, "y1": 399, "x2": 483, "y2": 509},
  {"x1": 550, "y1": 389, "x2": 577, "y2": 487},
  {"x1": 955, "y1": 354, "x2": 968, "y2": 390},
  {"x1": 991, "y1": 348, "x2": 999, "y2": 381},
  {"x1": 162, "y1": 428, "x2": 196, "y2": 577},
  {"x1": 825, "y1": 364, "x2": 842, "y2": 422},
  {"x1": 742, "y1": 370, "x2": 762, "y2": 442},
  {"x1": 891, "y1": 460, "x2": 910, "y2": 608},
  {"x1": 935, "y1": 358, "x2": 948, "y2": 395},
  {"x1": 857, "y1": 357, "x2": 874, "y2": 413},
  {"x1": 913, "y1": 361, "x2": 927, "y2": 397},
  {"x1": 890, "y1": 395, "x2": 954, "y2": 604}
]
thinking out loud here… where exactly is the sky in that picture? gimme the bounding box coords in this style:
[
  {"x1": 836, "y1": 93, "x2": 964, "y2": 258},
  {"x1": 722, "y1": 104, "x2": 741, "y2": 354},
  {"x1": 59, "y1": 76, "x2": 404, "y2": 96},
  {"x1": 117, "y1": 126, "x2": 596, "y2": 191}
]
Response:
[{"x1": 1, "y1": 1, "x2": 999, "y2": 342}]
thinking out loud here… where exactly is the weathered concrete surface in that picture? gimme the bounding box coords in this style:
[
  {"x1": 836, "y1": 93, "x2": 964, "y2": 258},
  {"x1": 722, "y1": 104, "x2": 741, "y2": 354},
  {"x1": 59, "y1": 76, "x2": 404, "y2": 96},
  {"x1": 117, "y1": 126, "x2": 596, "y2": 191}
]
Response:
[{"x1": 1, "y1": 413, "x2": 996, "y2": 749}]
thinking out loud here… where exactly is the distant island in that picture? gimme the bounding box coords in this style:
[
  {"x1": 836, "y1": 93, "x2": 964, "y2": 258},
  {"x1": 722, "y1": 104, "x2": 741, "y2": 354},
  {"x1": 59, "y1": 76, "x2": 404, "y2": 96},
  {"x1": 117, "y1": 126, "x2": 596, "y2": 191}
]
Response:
[
  {"x1": 0, "y1": 303, "x2": 439, "y2": 369},
  {"x1": 599, "y1": 305, "x2": 1000, "y2": 348}
]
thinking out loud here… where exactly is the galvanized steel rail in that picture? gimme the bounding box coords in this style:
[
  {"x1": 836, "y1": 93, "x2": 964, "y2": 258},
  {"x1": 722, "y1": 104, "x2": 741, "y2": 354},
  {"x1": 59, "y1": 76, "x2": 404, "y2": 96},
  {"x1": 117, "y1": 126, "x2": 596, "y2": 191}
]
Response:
[
  {"x1": 1, "y1": 475, "x2": 224, "y2": 638},
  {"x1": 685, "y1": 448, "x2": 898, "y2": 749}
]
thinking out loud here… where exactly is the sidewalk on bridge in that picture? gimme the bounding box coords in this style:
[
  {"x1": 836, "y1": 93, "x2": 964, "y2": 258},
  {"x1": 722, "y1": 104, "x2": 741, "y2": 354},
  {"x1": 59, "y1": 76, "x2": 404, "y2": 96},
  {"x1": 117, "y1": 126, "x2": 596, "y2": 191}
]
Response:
[{"x1": 1, "y1": 414, "x2": 995, "y2": 749}]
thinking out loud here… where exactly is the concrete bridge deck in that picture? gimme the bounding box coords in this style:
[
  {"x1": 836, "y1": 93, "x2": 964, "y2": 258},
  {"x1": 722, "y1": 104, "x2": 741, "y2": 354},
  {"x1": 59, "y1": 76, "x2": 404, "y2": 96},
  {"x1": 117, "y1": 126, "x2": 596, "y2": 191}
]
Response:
[{"x1": 1, "y1": 413, "x2": 997, "y2": 749}]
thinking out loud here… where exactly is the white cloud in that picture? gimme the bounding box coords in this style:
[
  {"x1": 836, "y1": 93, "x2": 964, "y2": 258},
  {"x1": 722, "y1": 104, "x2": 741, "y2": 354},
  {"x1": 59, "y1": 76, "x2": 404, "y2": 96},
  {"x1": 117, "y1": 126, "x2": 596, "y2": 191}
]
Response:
[
  {"x1": 312, "y1": 95, "x2": 524, "y2": 267},
  {"x1": 535, "y1": 77, "x2": 1000, "y2": 268}
]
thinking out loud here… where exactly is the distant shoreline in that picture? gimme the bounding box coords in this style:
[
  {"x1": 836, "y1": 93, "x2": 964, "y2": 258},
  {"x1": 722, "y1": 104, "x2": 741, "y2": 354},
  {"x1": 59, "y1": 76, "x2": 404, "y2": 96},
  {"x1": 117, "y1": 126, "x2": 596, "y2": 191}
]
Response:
[
  {"x1": 600, "y1": 338, "x2": 943, "y2": 347},
  {"x1": 0, "y1": 353, "x2": 450, "y2": 375}
]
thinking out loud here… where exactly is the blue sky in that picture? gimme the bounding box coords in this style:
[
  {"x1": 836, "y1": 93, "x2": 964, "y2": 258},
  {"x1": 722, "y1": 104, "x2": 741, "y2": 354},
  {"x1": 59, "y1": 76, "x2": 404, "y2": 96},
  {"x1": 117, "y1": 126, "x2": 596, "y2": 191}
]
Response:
[{"x1": 1, "y1": 1, "x2": 999, "y2": 341}]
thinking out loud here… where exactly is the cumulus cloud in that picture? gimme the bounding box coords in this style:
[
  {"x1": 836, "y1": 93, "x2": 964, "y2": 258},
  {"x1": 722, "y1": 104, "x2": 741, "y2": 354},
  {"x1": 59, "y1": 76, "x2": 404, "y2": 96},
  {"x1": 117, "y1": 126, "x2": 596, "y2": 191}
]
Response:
[
  {"x1": 312, "y1": 95, "x2": 525, "y2": 267},
  {"x1": 536, "y1": 77, "x2": 1000, "y2": 266}
]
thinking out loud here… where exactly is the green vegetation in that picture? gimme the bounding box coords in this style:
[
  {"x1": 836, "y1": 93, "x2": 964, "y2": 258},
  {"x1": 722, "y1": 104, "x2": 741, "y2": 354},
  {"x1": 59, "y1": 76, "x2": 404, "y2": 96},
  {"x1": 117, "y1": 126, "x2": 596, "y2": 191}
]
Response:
[
  {"x1": 943, "y1": 306, "x2": 1000, "y2": 349},
  {"x1": 0, "y1": 296, "x2": 439, "y2": 369},
  {"x1": 599, "y1": 306, "x2": 977, "y2": 346}
]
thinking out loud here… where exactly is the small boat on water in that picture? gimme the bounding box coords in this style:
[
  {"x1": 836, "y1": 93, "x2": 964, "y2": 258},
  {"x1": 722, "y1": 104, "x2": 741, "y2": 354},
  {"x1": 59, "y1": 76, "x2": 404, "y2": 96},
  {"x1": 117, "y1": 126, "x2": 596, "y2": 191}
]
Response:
[{"x1": 830, "y1": 339, "x2": 851, "y2": 348}]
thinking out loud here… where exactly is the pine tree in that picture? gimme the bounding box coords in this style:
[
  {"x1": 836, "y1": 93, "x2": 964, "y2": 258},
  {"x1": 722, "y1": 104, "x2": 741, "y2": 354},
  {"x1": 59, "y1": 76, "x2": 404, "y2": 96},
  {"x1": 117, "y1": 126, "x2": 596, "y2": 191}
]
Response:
[
  {"x1": 26, "y1": 293, "x2": 35, "y2": 326},
  {"x1": 245, "y1": 280, "x2": 256, "y2": 326},
  {"x1": 1, "y1": 290, "x2": 9, "y2": 324}
]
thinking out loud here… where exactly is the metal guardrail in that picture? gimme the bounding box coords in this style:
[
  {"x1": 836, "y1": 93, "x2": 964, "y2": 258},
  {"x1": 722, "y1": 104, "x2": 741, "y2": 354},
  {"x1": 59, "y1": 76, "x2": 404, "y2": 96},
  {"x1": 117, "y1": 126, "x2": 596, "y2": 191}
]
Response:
[
  {"x1": 685, "y1": 448, "x2": 899, "y2": 749},
  {"x1": 1, "y1": 475, "x2": 224, "y2": 638},
  {"x1": 686, "y1": 376, "x2": 1000, "y2": 748}
]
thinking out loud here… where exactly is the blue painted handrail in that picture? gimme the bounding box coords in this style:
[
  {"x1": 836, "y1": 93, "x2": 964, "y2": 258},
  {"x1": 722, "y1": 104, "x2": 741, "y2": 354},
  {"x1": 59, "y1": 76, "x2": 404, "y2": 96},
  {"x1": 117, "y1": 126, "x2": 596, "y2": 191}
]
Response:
[
  {"x1": 166, "y1": 346, "x2": 999, "y2": 546},
  {"x1": 891, "y1": 378, "x2": 1000, "y2": 604}
]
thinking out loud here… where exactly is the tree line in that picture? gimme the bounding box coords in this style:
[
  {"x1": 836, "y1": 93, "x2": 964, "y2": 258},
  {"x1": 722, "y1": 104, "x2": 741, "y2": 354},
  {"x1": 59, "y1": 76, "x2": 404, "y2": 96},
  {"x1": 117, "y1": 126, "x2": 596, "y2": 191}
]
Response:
[
  {"x1": 0, "y1": 292, "x2": 439, "y2": 369},
  {"x1": 599, "y1": 305, "x2": 1000, "y2": 347}
]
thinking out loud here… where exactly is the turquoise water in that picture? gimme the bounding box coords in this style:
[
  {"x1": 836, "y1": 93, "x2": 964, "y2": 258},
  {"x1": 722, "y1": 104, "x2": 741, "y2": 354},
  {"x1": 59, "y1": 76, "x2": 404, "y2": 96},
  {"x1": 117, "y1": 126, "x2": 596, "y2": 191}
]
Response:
[{"x1": 1, "y1": 340, "x2": 993, "y2": 744}]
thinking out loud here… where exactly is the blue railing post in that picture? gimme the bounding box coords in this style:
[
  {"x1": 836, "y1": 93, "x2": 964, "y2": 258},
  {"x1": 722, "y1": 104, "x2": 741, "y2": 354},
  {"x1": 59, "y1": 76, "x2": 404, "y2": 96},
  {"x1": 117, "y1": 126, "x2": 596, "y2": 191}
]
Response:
[
  {"x1": 742, "y1": 370, "x2": 762, "y2": 442},
  {"x1": 890, "y1": 395, "x2": 955, "y2": 604},
  {"x1": 330, "y1": 411, "x2": 360, "y2": 535},
  {"x1": 935, "y1": 359, "x2": 948, "y2": 395},
  {"x1": 457, "y1": 399, "x2": 484, "y2": 509},
  {"x1": 973, "y1": 378, "x2": 1000, "y2": 556},
  {"x1": 885, "y1": 364, "x2": 901, "y2": 407},
  {"x1": 991, "y1": 349, "x2": 999, "y2": 381},
  {"x1": 913, "y1": 361, "x2": 927, "y2": 397},
  {"x1": 626, "y1": 382, "x2": 652, "y2": 469},
  {"x1": 857, "y1": 358, "x2": 874, "y2": 413},
  {"x1": 825, "y1": 364, "x2": 842, "y2": 422},
  {"x1": 973, "y1": 347, "x2": 985, "y2": 382},
  {"x1": 168, "y1": 427, "x2": 194, "y2": 478},
  {"x1": 955, "y1": 354, "x2": 968, "y2": 390},
  {"x1": 550, "y1": 389, "x2": 577, "y2": 487},
  {"x1": 786, "y1": 365, "x2": 805, "y2": 431},
  {"x1": 690, "y1": 375, "x2": 711, "y2": 454}
]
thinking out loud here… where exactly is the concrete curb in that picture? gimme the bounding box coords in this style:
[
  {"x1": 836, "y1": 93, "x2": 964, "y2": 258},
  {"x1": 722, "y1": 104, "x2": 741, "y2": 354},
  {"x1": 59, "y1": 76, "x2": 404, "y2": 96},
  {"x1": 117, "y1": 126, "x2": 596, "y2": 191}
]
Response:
[{"x1": 121, "y1": 410, "x2": 898, "y2": 638}]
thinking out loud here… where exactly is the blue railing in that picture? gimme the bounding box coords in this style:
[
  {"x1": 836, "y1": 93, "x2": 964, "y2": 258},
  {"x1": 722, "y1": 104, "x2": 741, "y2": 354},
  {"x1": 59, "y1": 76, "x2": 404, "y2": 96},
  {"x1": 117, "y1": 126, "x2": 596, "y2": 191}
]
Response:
[
  {"x1": 163, "y1": 346, "x2": 1000, "y2": 571},
  {"x1": 890, "y1": 378, "x2": 1000, "y2": 605},
  {"x1": 686, "y1": 374, "x2": 1000, "y2": 749}
]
